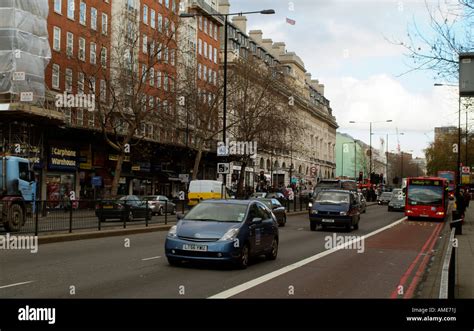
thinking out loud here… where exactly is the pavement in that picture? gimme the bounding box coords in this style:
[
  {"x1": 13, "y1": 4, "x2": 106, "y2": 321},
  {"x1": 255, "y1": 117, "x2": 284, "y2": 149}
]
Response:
[
  {"x1": 455, "y1": 203, "x2": 474, "y2": 298},
  {"x1": 0, "y1": 204, "x2": 448, "y2": 299}
]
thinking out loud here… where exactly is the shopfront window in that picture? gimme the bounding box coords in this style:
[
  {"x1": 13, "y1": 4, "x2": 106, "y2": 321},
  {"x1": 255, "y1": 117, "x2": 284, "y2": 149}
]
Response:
[{"x1": 46, "y1": 174, "x2": 75, "y2": 208}]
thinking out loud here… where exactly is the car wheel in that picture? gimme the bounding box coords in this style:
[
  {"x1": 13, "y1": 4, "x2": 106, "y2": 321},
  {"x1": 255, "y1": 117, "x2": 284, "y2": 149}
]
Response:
[
  {"x1": 158, "y1": 207, "x2": 164, "y2": 216},
  {"x1": 310, "y1": 220, "x2": 317, "y2": 231},
  {"x1": 346, "y1": 223, "x2": 352, "y2": 232},
  {"x1": 5, "y1": 204, "x2": 24, "y2": 232},
  {"x1": 363, "y1": 208, "x2": 366, "y2": 213},
  {"x1": 266, "y1": 238, "x2": 278, "y2": 260},
  {"x1": 237, "y1": 244, "x2": 250, "y2": 269},
  {"x1": 167, "y1": 258, "x2": 180, "y2": 266}
]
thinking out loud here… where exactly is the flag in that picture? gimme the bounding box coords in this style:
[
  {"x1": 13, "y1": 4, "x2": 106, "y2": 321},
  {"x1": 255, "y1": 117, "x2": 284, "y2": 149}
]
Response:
[{"x1": 286, "y1": 17, "x2": 296, "y2": 25}]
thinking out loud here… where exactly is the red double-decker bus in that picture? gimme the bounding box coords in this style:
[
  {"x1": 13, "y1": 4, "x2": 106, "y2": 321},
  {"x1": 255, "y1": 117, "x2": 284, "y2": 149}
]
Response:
[{"x1": 404, "y1": 177, "x2": 448, "y2": 220}]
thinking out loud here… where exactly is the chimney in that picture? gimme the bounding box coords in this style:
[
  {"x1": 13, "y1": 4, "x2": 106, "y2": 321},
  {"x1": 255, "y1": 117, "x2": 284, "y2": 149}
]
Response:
[
  {"x1": 248, "y1": 30, "x2": 263, "y2": 44},
  {"x1": 261, "y1": 38, "x2": 273, "y2": 53},
  {"x1": 232, "y1": 15, "x2": 247, "y2": 33},
  {"x1": 218, "y1": 0, "x2": 230, "y2": 15}
]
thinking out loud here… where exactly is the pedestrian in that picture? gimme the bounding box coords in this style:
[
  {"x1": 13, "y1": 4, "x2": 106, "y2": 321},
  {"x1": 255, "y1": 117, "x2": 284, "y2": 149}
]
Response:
[
  {"x1": 62, "y1": 193, "x2": 71, "y2": 213},
  {"x1": 456, "y1": 190, "x2": 466, "y2": 221}
]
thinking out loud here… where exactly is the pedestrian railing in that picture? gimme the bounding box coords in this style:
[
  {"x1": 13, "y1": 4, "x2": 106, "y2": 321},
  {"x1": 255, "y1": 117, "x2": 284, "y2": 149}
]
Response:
[{"x1": 439, "y1": 227, "x2": 457, "y2": 299}]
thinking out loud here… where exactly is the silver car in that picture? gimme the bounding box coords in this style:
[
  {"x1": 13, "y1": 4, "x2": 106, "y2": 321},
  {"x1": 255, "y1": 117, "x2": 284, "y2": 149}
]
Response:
[{"x1": 142, "y1": 195, "x2": 177, "y2": 215}]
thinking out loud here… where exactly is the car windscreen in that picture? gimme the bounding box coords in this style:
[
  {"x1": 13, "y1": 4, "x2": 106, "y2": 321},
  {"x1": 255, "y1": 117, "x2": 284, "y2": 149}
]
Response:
[
  {"x1": 185, "y1": 203, "x2": 248, "y2": 222},
  {"x1": 315, "y1": 192, "x2": 350, "y2": 204},
  {"x1": 408, "y1": 185, "x2": 443, "y2": 206}
]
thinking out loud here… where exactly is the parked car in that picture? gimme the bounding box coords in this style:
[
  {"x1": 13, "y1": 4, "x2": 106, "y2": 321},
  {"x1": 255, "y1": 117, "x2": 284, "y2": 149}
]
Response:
[
  {"x1": 309, "y1": 190, "x2": 361, "y2": 232},
  {"x1": 253, "y1": 198, "x2": 287, "y2": 227},
  {"x1": 250, "y1": 192, "x2": 287, "y2": 204},
  {"x1": 377, "y1": 192, "x2": 393, "y2": 205},
  {"x1": 165, "y1": 200, "x2": 279, "y2": 269},
  {"x1": 357, "y1": 192, "x2": 367, "y2": 213},
  {"x1": 141, "y1": 195, "x2": 176, "y2": 215},
  {"x1": 388, "y1": 193, "x2": 405, "y2": 212},
  {"x1": 95, "y1": 195, "x2": 152, "y2": 222}
]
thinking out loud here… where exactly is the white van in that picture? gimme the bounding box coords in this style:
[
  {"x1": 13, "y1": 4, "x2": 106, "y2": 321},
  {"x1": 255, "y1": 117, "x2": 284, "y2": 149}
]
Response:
[{"x1": 188, "y1": 180, "x2": 229, "y2": 206}]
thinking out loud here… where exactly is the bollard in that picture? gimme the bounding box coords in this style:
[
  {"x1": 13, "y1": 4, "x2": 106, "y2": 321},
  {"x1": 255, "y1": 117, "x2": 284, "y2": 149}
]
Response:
[
  {"x1": 451, "y1": 210, "x2": 463, "y2": 235},
  {"x1": 98, "y1": 203, "x2": 102, "y2": 231}
]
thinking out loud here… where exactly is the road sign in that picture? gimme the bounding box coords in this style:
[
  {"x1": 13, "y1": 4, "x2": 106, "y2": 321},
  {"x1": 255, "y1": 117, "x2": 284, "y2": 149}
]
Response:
[
  {"x1": 178, "y1": 191, "x2": 185, "y2": 200},
  {"x1": 217, "y1": 163, "x2": 230, "y2": 174},
  {"x1": 217, "y1": 145, "x2": 229, "y2": 156},
  {"x1": 179, "y1": 174, "x2": 189, "y2": 183}
]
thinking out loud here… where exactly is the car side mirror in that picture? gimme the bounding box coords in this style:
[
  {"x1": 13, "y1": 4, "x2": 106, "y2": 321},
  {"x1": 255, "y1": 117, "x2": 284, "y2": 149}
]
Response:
[
  {"x1": 251, "y1": 217, "x2": 262, "y2": 224},
  {"x1": 177, "y1": 213, "x2": 185, "y2": 220}
]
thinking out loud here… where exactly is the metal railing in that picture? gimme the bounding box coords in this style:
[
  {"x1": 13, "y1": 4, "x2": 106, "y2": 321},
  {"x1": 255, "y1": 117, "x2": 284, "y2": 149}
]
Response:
[{"x1": 439, "y1": 227, "x2": 456, "y2": 299}]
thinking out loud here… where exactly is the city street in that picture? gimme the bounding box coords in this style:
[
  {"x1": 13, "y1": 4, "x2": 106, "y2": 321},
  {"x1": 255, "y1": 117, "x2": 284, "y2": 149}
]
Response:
[{"x1": 0, "y1": 205, "x2": 445, "y2": 298}]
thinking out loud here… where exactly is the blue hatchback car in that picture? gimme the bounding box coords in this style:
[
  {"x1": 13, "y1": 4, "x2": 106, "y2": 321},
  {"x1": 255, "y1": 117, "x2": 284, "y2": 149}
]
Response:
[{"x1": 165, "y1": 200, "x2": 279, "y2": 269}]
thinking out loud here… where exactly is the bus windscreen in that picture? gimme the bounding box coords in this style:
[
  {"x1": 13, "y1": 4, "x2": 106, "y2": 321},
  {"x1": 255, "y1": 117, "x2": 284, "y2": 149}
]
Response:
[{"x1": 408, "y1": 180, "x2": 444, "y2": 206}]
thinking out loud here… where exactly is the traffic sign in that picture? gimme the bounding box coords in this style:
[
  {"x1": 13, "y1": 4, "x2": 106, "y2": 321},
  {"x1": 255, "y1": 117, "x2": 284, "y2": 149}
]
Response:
[
  {"x1": 217, "y1": 163, "x2": 230, "y2": 174},
  {"x1": 178, "y1": 191, "x2": 185, "y2": 200},
  {"x1": 217, "y1": 145, "x2": 229, "y2": 156}
]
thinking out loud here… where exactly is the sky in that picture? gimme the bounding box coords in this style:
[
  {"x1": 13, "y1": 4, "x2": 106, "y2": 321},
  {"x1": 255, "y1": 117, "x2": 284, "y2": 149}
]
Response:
[{"x1": 228, "y1": 0, "x2": 465, "y2": 158}]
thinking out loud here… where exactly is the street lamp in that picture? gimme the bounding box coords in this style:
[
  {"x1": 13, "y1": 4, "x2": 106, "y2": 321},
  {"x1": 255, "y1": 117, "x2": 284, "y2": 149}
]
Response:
[
  {"x1": 349, "y1": 119, "x2": 393, "y2": 179},
  {"x1": 180, "y1": 8, "x2": 275, "y2": 190}
]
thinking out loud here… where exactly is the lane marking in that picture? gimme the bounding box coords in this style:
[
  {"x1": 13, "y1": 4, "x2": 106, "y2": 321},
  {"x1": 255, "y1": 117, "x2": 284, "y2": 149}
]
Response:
[
  {"x1": 404, "y1": 222, "x2": 444, "y2": 298},
  {"x1": 297, "y1": 228, "x2": 304, "y2": 231},
  {"x1": 142, "y1": 256, "x2": 161, "y2": 261},
  {"x1": 209, "y1": 217, "x2": 407, "y2": 299},
  {"x1": 0, "y1": 281, "x2": 35, "y2": 289},
  {"x1": 390, "y1": 221, "x2": 442, "y2": 298}
]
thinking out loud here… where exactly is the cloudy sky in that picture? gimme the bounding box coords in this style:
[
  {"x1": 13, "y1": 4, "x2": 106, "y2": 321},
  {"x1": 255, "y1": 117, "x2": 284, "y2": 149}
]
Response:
[{"x1": 229, "y1": 0, "x2": 463, "y2": 158}]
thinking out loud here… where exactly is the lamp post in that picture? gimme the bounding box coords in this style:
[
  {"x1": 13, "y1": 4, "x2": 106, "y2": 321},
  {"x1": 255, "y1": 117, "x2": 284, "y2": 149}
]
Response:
[
  {"x1": 349, "y1": 119, "x2": 392, "y2": 179},
  {"x1": 180, "y1": 8, "x2": 275, "y2": 190},
  {"x1": 342, "y1": 140, "x2": 357, "y2": 179}
]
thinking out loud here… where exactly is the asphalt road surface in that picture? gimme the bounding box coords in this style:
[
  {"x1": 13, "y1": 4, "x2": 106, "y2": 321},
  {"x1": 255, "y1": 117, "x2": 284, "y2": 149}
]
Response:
[{"x1": 0, "y1": 205, "x2": 444, "y2": 298}]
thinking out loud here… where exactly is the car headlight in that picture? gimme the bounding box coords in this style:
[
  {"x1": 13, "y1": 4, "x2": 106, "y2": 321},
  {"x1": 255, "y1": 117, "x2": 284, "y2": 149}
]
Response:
[
  {"x1": 340, "y1": 211, "x2": 347, "y2": 216},
  {"x1": 219, "y1": 228, "x2": 240, "y2": 241},
  {"x1": 167, "y1": 225, "x2": 177, "y2": 238},
  {"x1": 308, "y1": 202, "x2": 313, "y2": 208}
]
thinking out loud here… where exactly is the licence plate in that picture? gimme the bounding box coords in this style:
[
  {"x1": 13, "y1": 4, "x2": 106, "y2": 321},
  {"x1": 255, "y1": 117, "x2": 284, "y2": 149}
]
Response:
[
  {"x1": 103, "y1": 205, "x2": 113, "y2": 209},
  {"x1": 322, "y1": 219, "x2": 335, "y2": 223},
  {"x1": 183, "y1": 244, "x2": 208, "y2": 252}
]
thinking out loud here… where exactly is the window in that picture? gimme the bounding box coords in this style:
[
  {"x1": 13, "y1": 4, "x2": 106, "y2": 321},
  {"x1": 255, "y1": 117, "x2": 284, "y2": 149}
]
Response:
[
  {"x1": 100, "y1": 80, "x2": 106, "y2": 102},
  {"x1": 198, "y1": 63, "x2": 201, "y2": 79},
  {"x1": 204, "y1": 18, "x2": 207, "y2": 35},
  {"x1": 163, "y1": 74, "x2": 168, "y2": 91},
  {"x1": 164, "y1": 17, "x2": 169, "y2": 35},
  {"x1": 198, "y1": 39, "x2": 202, "y2": 55},
  {"x1": 149, "y1": 96, "x2": 154, "y2": 109},
  {"x1": 141, "y1": 65, "x2": 146, "y2": 83},
  {"x1": 157, "y1": 71, "x2": 162, "y2": 88},
  {"x1": 79, "y1": 1, "x2": 86, "y2": 25},
  {"x1": 77, "y1": 109, "x2": 83, "y2": 126},
  {"x1": 52, "y1": 64, "x2": 60, "y2": 89},
  {"x1": 203, "y1": 41, "x2": 207, "y2": 58},
  {"x1": 150, "y1": 68, "x2": 154, "y2": 86},
  {"x1": 157, "y1": 43, "x2": 162, "y2": 60},
  {"x1": 150, "y1": 9, "x2": 155, "y2": 28},
  {"x1": 53, "y1": 27, "x2": 61, "y2": 51},
  {"x1": 213, "y1": 71, "x2": 217, "y2": 85},
  {"x1": 90, "y1": 42, "x2": 96, "y2": 64},
  {"x1": 66, "y1": 32, "x2": 74, "y2": 56},
  {"x1": 101, "y1": 13, "x2": 108, "y2": 34},
  {"x1": 171, "y1": 0, "x2": 176, "y2": 12},
  {"x1": 203, "y1": 65, "x2": 207, "y2": 82},
  {"x1": 65, "y1": 69, "x2": 73, "y2": 92},
  {"x1": 214, "y1": 25, "x2": 218, "y2": 40},
  {"x1": 78, "y1": 72, "x2": 84, "y2": 93},
  {"x1": 165, "y1": 0, "x2": 169, "y2": 8},
  {"x1": 214, "y1": 47, "x2": 217, "y2": 63},
  {"x1": 78, "y1": 37, "x2": 85, "y2": 61},
  {"x1": 208, "y1": 44, "x2": 212, "y2": 60},
  {"x1": 91, "y1": 7, "x2": 97, "y2": 30},
  {"x1": 88, "y1": 111, "x2": 95, "y2": 128},
  {"x1": 89, "y1": 77, "x2": 96, "y2": 94},
  {"x1": 54, "y1": 0, "x2": 62, "y2": 14},
  {"x1": 100, "y1": 47, "x2": 107, "y2": 67},
  {"x1": 170, "y1": 49, "x2": 175, "y2": 66},
  {"x1": 67, "y1": 0, "x2": 74, "y2": 19},
  {"x1": 143, "y1": 5, "x2": 148, "y2": 24},
  {"x1": 157, "y1": 14, "x2": 162, "y2": 32},
  {"x1": 164, "y1": 47, "x2": 168, "y2": 63},
  {"x1": 209, "y1": 22, "x2": 213, "y2": 37},
  {"x1": 143, "y1": 34, "x2": 148, "y2": 53},
  {"x1": 198, "y1": 16, "x2": 202, "y2": 30}
]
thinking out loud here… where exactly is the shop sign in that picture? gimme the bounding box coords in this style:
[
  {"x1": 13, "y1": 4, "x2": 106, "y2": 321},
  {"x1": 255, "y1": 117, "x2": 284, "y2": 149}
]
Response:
[
  {"x1": 119, "y1": 177, "x2": 127, "y2": 184},
  {"x1": 79, "y1": 148, "x2": 92, "y2": 170},
  {"x1": 132, "y1": 165, "x2": 140, "y2": 171},
  {"x1": 109, "y1": 154, "x2": 131, "y2": 162},
  {"x1": 49, "y1": 146, "x2": 77, "y2": 171},
  {"x1": 137, "y1": 162, "x2": 151, "y2": 172}
]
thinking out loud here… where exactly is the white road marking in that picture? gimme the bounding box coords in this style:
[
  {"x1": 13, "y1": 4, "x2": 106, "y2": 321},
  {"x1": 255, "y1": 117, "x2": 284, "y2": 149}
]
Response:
[
  {"x1": 297, "y1": 228, "x2": 304, "y2": 231},
  {"x1": 209, "y1": 217, "x2": 407, "y2": 299},
  {"x1": 141, "y1": 256, "x2": 162, "y2": 261},
  {"x1": 0, "y1": 281, "x2": 35, "y2": 289}
]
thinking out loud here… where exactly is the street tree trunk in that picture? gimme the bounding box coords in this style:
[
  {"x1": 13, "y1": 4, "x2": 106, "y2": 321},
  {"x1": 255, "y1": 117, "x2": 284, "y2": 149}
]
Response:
[
  {"x1": 110, "y1": 151, "x2": 125, "y2": 197},
  {"x1": 192, "y1": 140, "x2": 203, "y2": 180}
]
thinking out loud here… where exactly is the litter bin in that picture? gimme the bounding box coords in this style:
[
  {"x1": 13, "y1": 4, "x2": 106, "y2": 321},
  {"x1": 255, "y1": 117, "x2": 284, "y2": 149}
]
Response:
[{"x1": 450, "y1": 210, "x2": 463, "y2": 235}]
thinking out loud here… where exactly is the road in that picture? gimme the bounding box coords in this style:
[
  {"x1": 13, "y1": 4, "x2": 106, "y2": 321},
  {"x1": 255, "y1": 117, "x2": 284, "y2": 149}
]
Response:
[{"x1": 0, "y1": 205, "x2": 445, "y2": 298}]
